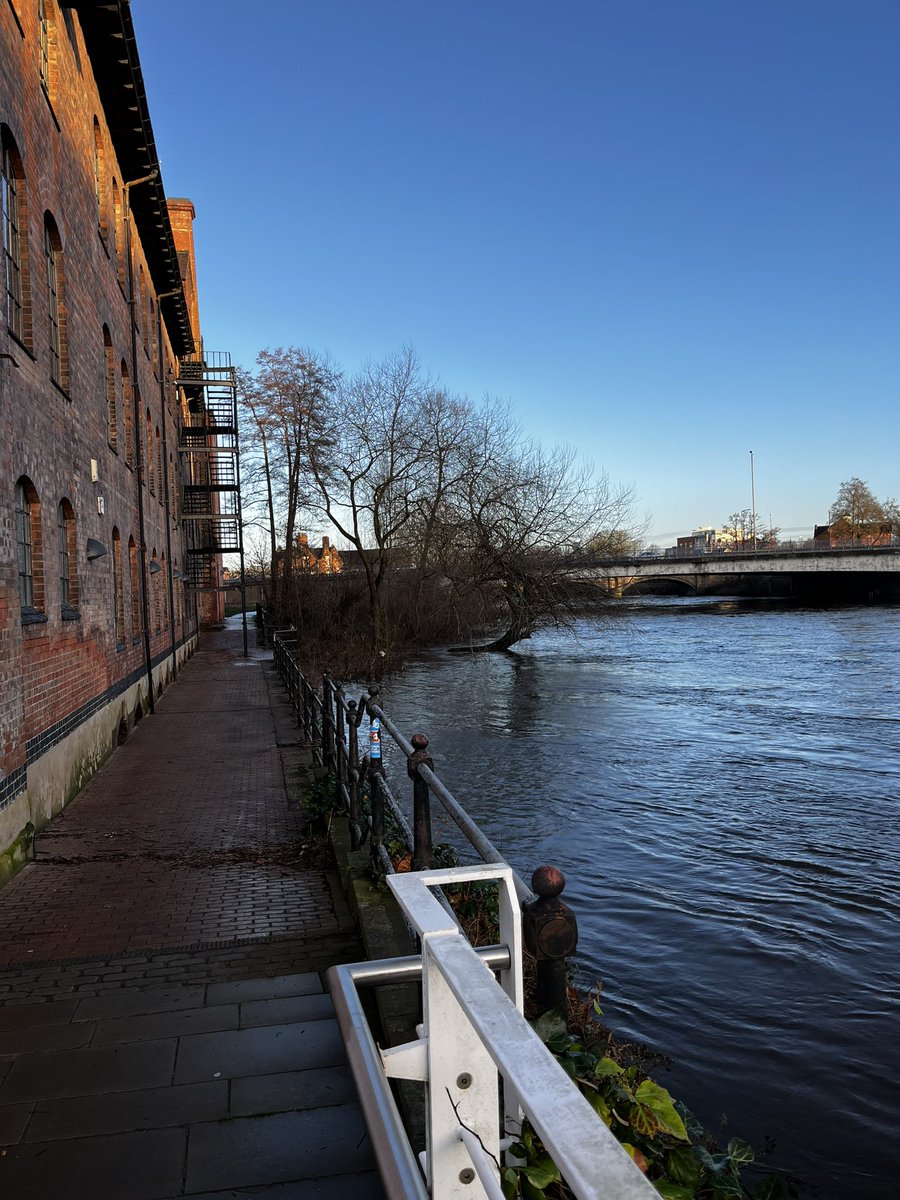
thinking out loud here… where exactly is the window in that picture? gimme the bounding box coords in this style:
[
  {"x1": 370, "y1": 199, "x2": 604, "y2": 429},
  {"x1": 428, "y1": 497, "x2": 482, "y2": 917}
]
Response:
[
  {"x1": 103, "y1": 325, "x2": 116, "y2": 449},
  {"x1": 2, "y1": 128, "x2": 29, "y2": 344},
  {"x1": 38, "y1": 0, "x2": 49, "y2": 90},
  {"x1": 122, "y1": 360, "x2": 133, "y2": 465},
  {"x1": 156, "y1": 426, "x2": 162, "y2": 502},
  {"x1": 146, "y1": 408, "x2": 155, "y2": 494},
  {"x1": 160, "y1": 553, "x2": 168, "y2": 627},
  {"x1": 149, "y1": 297, "x2": 157, "y2": 373},
  {"x1": 58, "y1": 497, "x2": 78, "y2": 612},
  {"x1": 38, "y1": 0, "x2": 58, "y2": 103},
  {"x1": 129, "y1": 535, "x2": 140, "y2": 637},
  {"x1": 92, "y1": 118, "x2": 107, "y2": 239},
  {"x1": 15, "y1": 476, "x2": 44, "y2": 616},
  {"x1": 112, "y1": 526, "x2": 125, "y2": 644},
  {"x1": 112, "y1": 178, "x2": 124, "y2": 286},
  {"x1": 44, "y1": 214, "x2": 68, "y2": 390},
  {"x1": 151, "y1": 550, "x2": 160, "y2": 632}
]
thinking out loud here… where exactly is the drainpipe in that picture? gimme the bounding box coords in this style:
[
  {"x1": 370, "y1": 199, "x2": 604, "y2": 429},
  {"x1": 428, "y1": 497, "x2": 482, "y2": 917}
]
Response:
[
  {"x1": 155, "y1": 291, "x2": 181, "y2": 679},
  {"x1": 123, "y1": 170, "x2": 158, "y2": 713}
]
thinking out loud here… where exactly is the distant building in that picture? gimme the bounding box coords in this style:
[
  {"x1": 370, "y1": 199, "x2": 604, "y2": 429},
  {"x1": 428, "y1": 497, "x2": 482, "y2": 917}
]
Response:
[
  {"x1": 676, "y1": 527, "x2": 728, "y2": 555},
  {"x1": 814, "y1": 523, "x2": 894, "y2": 548},
  {"x1": 278, "y1": 534, "x2": 343, "y2": 575}
]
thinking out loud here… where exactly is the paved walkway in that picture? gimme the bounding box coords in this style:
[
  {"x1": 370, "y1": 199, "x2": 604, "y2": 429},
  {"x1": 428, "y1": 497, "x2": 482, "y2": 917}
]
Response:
[{"x1": 0, "y1": 619, "x2": 384, "y2": 1199}]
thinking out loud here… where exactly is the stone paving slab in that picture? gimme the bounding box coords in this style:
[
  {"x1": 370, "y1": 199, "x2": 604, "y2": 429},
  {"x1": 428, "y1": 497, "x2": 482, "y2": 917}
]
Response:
[
  {"x1": 1, "y1": 1126, "x2": 187, "y2": 1199},
  {"x1": 184, "y1": 1105, "x2": 373, "y2": 1193}
]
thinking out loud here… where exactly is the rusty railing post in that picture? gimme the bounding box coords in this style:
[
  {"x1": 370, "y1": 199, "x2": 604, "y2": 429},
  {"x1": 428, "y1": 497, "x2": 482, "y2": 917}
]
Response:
[
  {"x1": 407, "y1": 733, "x2": 435, "y2": 871},
  {"x1": 321, "y1": 672, "x2": 334, "y2": 773},
  {"x1": 347, "y1": 700, "x2": 361, "y2": 848},
  {"x1": 522, "y1": 866, "x2": 579, "y2": 1019},
  {"x1": 334, "y1": 684, "x2": 346, "y2": 808}
]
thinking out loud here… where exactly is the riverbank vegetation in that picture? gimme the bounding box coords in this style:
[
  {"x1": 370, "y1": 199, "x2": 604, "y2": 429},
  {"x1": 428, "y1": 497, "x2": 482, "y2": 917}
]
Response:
[{"x1": 240, "y1": 345, "x2": 639, "y2": 675}]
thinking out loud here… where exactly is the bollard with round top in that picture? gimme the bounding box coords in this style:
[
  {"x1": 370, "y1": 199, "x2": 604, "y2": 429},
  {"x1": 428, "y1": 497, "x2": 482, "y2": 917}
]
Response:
[
  {"x1": 407, "y1": 733, "x2": 435, "y2": 871},
  {"x1": 522, "y1": 865, "x2": 579, "y2": 1018}
]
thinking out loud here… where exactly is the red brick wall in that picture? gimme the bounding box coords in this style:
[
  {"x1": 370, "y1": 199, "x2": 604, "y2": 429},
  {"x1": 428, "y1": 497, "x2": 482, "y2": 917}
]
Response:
[{"x1": 0, "y1": 3, "x2": 201, "y2": 804}]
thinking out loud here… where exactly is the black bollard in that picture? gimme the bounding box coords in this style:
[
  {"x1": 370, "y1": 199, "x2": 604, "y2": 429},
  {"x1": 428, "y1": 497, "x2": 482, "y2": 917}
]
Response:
[
  {"x1": 522, "y1": 865, "x2": 579, "y2": 1019},
  {"x1": 407, "y1": 733, "x2": 435, "y2": 871}
]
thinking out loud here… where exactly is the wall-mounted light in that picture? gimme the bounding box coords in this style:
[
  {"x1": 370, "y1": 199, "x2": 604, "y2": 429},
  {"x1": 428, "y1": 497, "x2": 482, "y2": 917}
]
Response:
[
  {"x1": 149, "y1": 560, "x2": 162, "y2": 575},
  {"x1": 86, "y1": 538, "x2": 108, "y2": 561}
]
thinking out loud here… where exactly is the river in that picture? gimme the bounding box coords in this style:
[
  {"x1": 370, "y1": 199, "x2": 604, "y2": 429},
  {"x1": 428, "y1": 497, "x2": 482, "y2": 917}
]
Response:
[{"x1": 376, "y1": 598, "x2": 900, "y2": 1200}]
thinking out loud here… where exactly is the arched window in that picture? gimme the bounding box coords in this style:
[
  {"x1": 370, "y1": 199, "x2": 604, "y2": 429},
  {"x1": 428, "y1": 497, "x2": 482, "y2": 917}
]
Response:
[
  {"x1": 149, "y1": 297, "x2": 157, "y2": 373},
  {"x1": 173, "y1": 562, "x2": 181, "y2": 626},
  {"x1": 137, "y1": 263, "x2": 145, "y2": 345},
  {"x1": 112, "y1": 178, "x2": 124, "y2": 286},
  {"x1": 58, "y1": 497, "x2": 78, "y2": 613},
  {"x1": 151, "y1": 550, "x2": 160, "y2": 632},
  {"x1": 44, "y1": 213, "x2": 68, "y2": 390},
  {"x1": 38, "y1": 0, "x2": 60, "y2": 103},
  {"x1": 169, "y1": 453, "x2": 178, "y2": 520},
  {"x1": 146, "y1": 408, "x2": 155, "y2": 494},
  {"x1": 112, "y1": 526, "x2": 125, "y2": 645},
  {"x1": 15, "y1": 476, "x2": 43, "y2": 615},
  {"x1": 122, "y1": 359, "x2": 133, "y2": 466},
  {"x1": 2, "y1": 127, "x2": 30, "y2": 345},
  {"x1": 155, "y1": 426, "x2": 162, "y2": 502},
  {"x1": 160, "y1": 553, "x2": 168, "y2": 627},
  {"x1": 92, "y1": 117, "x2": 107, "y2": 240},
  {"x1": 103, "y1": 325, "x2": 117, "y2": 449},
  {"x1": 129, "y1": 535, "x2": 141, "y2": 636}
]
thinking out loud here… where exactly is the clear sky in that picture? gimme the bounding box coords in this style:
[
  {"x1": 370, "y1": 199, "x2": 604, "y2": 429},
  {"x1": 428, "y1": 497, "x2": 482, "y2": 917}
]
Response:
[{"x1": 131, "y1": 0, "x2": 899, "y2": 545}]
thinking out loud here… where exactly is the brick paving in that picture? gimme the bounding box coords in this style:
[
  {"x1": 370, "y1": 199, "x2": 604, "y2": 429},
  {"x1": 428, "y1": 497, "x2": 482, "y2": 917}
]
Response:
[
  {"x1": 0, "y1": 625, "x2": 348, "y2": 965},
  {"x1": 0, "y1": 619, "x2": 384, "y2": 1198}
]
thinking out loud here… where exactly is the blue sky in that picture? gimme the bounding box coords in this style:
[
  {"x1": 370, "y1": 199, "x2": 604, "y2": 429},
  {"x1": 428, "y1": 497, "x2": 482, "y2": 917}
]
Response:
[{"x1": 132, "y1": 1, "x2": 899, "y2": 544}]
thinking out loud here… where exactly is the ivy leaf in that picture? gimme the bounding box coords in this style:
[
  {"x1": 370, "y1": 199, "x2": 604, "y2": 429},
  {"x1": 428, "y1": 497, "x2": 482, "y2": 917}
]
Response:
[
  {"x1": 678, "y1": 1103, "x2": 706, "y2": 1143},
  {"x1": 655, "y1": 1183, "x2": 695, "y2": 1200},
  {"x1": 530, "y1": 1007, "x2": 568, "y2": 1045},
  {"x1": 521, "y1": 1154, "x2": 561, "y2": 1189},
  {"x1": 666, "y1": 1146, "x2": 702, "y2": 1187},
  {"x1": 634, "y1": 1080, "x2": 689, "y2": 1141},
  {"x1": 594, "y1": 1057, "x2": 624, "y2": 1079},
  {"x1": 696, "y1": 1146, "x2": 729, "y2": 1174},
  {"x1": 547, "y1": 1031, "x2": 572, "y2": 1054},
  {"x1": 727, "y1": 1138, "x2": 755, "y2": 1165},
  {"x1": 582, "y1": 1087, "x2": 612, "y2": 1126},
  {"x1": 628, "y1": 1101, "x2": 661, "y2": 1138},
  {"x1": 521, "y1": 1177, "x2": 546, "y2": 1200},
  {"x1": 502, "y1": 1167, "x2": 519, "y2": 1199},
  {"x1": 620, "y1": 1143, "x2": 649, "y2": 1172}
]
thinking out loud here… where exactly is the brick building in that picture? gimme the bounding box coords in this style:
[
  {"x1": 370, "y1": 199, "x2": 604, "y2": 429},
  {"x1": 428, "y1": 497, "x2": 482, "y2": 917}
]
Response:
[{"x1": 0, "y1": 1, "x2": 223, "y2": 883}]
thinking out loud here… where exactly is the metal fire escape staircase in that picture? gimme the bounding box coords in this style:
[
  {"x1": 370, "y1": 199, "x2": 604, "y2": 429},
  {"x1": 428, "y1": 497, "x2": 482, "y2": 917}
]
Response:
[{"x1": 176, "y1": 350, "x2": 245, "y2": 591}]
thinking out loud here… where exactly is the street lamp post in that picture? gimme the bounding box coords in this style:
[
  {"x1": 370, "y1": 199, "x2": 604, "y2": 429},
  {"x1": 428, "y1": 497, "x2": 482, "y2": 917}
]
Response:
[{"x1": 750, "y1": 450, "x2": 757, "y2": 551}]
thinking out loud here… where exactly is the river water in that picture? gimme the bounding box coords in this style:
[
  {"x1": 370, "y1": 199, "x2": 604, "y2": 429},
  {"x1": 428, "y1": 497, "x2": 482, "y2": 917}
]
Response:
[{"x1": 376, "y1": 598, "x2": 900, "y2": 1199}]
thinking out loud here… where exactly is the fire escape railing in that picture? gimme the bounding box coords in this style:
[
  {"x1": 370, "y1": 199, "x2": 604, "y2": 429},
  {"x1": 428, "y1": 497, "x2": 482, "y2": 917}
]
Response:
[{"x1": 176, "y1": 351, "x2": 246, "y2": 631}]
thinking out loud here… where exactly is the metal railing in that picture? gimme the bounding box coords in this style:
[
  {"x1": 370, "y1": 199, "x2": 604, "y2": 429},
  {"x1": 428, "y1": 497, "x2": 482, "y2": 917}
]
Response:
[
  {"x1": 270, "y1": 633, "x2": 661, "y2": 1198},
  {"x1": 328, "y1": 865, "x2": 659, "y2": 1200},
  {"x1": 271, "y1": 632, "x2": 580, "y2": 1011}
]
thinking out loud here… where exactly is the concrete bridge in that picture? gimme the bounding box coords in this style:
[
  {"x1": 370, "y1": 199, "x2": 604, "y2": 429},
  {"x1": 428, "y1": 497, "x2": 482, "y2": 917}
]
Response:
[{"x1": 582, "y1": 546, "x2": 900, "y2": 599}]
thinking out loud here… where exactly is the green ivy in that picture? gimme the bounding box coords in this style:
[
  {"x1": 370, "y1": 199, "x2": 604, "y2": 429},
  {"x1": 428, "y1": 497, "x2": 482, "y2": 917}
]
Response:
[{"x1": 498, "y1": 1009, "x2": 787, "y2": 1200}]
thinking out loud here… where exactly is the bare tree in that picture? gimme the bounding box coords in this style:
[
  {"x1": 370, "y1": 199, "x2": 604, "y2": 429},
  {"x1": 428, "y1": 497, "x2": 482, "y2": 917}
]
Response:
[
  {"x1": 239, "y1": 348, "x2": 339, "y2": 613},
  {"x1": 444, "y1": 403, "x2": 636, "y2": 651},
  {"x1": 304, "y1": 347, "x2": 435, "y2": 643},
  {"x1": 828, "y1": 477, "x2": 887, "y2": 543}
]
